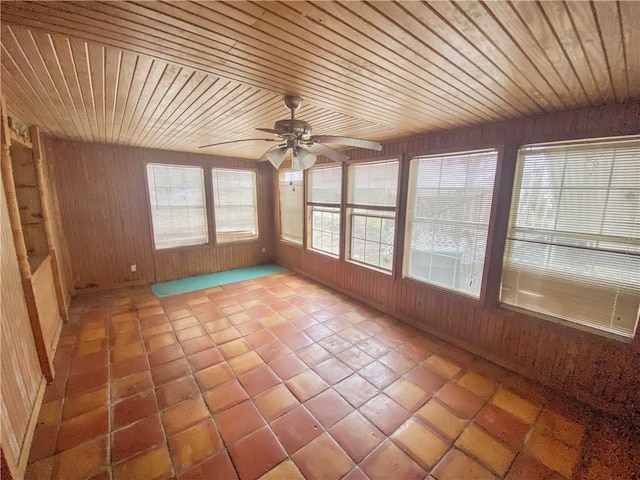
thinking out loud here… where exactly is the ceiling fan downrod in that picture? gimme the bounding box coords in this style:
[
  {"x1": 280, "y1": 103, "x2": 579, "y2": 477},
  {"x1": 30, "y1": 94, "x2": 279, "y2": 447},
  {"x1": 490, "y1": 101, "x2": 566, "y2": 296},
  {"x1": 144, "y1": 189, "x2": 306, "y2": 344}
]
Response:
[{"x1": 283, "y1": 95, "x2": 302, "y2": 112}]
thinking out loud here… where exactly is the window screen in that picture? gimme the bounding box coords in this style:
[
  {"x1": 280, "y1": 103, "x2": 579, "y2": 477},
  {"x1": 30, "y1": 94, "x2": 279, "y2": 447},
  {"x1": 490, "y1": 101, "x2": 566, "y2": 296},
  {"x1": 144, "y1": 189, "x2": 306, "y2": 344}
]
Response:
[
  {"x1": 501, "y1": 136, "x2": 640, "y2": 338},
  {"x1": 348, "y1": 160, "x2": 398, "y2": 271},
  {"x1": 405, "y1": 150, "x2": 498, "y2": 298},
  {"x1": 212, "y1": 168, "x2": 258, "y2": 244},
  {"x1": 279, "y1": 170, "x2": 303, "y2": 244},
  {"x1": 146, "y1": 163, "x2": 208, "y2": 250},
  {"x1": 308, "y1": 166, "x2": 342, "y2": 256}
]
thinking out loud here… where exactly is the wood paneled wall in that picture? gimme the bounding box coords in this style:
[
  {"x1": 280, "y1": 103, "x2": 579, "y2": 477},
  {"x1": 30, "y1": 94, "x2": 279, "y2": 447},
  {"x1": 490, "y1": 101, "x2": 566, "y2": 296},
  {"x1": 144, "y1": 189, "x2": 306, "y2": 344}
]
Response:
[
  {"x1": 43, "y1": 140, "x2": 275, "y2": 290},
  {"x1": 276, "y1": 101, "x2": 640, "y2": 423},
  {"x1": 40, "y1": 138, "x2": 73, "y2": 307},
  {"x1": 0, "y1": 178, "x2": 46, "y2": 479},
  {"x1": 31, "y1": 255, "x2": 62, "y2": 357}
]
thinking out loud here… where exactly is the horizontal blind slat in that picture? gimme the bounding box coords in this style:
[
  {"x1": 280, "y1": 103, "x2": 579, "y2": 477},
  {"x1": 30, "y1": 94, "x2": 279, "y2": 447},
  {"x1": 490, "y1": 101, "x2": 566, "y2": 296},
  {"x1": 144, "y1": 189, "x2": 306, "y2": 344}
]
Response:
[
  {"x1": 147, "y1": 163, "x2": 208, "y2": 249},
  {"x1": 502, "y1": 136, "x2": 640, "y2": 338},
  {"x1": 405, "y1": 149, "x2": 498, "y2": 298},
  {"x1": 347, "y1": 160, "x2": 399, "y2": 270},
  {"x1": 212, "y1": 168, "x2": 258, "y2": 244}
]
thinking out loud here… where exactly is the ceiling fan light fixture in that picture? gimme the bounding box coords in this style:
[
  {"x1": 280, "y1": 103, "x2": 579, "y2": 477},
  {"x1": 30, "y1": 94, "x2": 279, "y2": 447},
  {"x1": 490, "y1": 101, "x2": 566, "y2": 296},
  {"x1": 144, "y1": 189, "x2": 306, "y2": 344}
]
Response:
[
  {"x1": 291, "y1": 147, "x2": 317, "y2": 171},
  {"x1": 265, "y1": 147, "x2": 287, "y2": 168},
  {"x1": 298, "y1": 148, "x2": 317, "y2": 170},
  {"x1": 291, "y1": 155, "x2": 302, "y2": 172},
  {"x1": 202, "y1": 95, "x2": 381, "y2": 171}
]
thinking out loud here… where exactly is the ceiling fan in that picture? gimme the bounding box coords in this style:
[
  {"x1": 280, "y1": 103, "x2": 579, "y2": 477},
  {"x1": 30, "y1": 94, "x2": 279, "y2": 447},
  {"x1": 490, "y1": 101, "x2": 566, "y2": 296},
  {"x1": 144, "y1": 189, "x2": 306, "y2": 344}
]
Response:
[{"x1": 199, "y1": 95, "x2": 383, "y2": 170}]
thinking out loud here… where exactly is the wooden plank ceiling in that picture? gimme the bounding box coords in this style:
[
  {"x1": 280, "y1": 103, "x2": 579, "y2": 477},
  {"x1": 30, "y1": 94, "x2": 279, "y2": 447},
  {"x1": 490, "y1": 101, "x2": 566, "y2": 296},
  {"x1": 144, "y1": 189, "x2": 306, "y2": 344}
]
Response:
[{"x1": 1, "y1": 1, "x2": 637, "y2": 160}]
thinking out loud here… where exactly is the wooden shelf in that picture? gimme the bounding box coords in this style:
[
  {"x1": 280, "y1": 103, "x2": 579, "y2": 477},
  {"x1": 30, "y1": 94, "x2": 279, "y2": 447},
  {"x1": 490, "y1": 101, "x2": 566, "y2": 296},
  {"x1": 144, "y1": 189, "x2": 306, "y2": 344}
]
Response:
[
  {"x1": 10, "y1": 130, "x2": 32, "y2": 149},
  {"x1": 28, "y1": 254, "x2": 48, "y2": 274}
]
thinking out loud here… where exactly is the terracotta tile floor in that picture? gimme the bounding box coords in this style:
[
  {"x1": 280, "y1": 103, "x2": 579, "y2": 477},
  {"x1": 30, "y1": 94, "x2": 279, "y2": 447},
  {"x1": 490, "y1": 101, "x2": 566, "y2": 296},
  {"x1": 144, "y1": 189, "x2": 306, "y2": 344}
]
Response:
[{"x1": 26, "y1": 271, "x2": 639, "y2": 479}]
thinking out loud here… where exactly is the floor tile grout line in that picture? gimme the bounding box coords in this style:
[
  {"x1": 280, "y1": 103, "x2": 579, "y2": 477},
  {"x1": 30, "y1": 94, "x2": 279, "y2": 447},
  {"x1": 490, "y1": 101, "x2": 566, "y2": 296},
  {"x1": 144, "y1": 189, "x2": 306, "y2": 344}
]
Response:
[
  {"x1": 61, "y1": 290, "x2": 432, "y2": 477},
  {"x1": 109, "y1": 295, "x2": 172, "y2": 476},
  {"x1": 166, "y1": 284, "x2": 275, "y2": 479},
  {"x1": 138, "y1": 296, "x2": 176, "y2": 479},
  {"x1": 48, "y1": 301, "x2": 79, "y2": 479},
  {"x1": 105, "y1": 301, "x2": 114, "y2": 479},
  {"x1": 158, "y1": 297, "x2": 215, "y2": 478},
  {"x1": 429, "y1": 380, "x2": 515, "y2": 478},
  {"x1": 31, "y1": 275, "x2": 601, "y2": 480}
]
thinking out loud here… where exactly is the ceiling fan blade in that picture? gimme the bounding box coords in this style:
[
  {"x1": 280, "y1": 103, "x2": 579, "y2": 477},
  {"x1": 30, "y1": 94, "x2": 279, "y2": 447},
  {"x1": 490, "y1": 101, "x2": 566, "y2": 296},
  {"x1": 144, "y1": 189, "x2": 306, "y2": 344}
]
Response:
[
  {"x1": 307, "y1": 143, "x2": 349, "y2": 163},
  {"x1": 255, "y1": 127, "x2": 279, "y2": 134},
  {"x1": 261, "y1": 146, "x2": 288, "y2": 168},
  {"x1": 199, "y1": 138, "x2": 276, "y2": 148},
  {"x1": 312, "y1": 135, "x2": 383, "y2": 151}
]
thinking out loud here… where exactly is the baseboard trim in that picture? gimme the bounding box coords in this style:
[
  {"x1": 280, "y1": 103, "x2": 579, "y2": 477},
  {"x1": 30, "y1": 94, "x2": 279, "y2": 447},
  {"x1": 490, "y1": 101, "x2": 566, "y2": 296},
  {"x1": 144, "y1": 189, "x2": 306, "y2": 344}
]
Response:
[{"x1": 12, "y1": 376, "x2": 47, "y2": 479}]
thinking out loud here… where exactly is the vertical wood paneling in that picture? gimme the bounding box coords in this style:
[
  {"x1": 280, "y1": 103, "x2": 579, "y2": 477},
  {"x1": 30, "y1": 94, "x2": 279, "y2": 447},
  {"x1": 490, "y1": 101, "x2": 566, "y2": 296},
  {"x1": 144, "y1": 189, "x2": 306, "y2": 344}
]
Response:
[
  {"x1": 276, "y1": 101, "x2": 640, "y2": 422},
  {"x1": 31, "y1": 255, "x2": 62, "y2": 356},
  {"x1": 44, "y1": 139, "x2": 275, "y2": 290},
  {"x1": 1, "y1": 1, "x2": 635, "y2": 160},
  {"x1": 41, "y1": 140, "x2": 73, "y2": 303},
  {"x1": 0, "y1": 178, "x2": 44, "y2": 479}
]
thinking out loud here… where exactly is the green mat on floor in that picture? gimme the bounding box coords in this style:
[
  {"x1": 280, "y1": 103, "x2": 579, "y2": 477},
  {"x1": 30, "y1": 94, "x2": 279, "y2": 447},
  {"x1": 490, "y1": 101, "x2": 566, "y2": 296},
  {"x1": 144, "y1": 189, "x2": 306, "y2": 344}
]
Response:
[{"x1": 151, "y1": 263, "x2": 287, "y2": 298}]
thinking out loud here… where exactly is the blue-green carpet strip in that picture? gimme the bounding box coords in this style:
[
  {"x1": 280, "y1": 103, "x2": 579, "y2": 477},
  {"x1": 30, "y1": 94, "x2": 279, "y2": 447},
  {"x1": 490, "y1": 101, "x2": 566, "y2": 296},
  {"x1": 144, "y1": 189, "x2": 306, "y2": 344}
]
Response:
[{"x1": 151, "y1": 263, "x2": 287, "y2": 298}]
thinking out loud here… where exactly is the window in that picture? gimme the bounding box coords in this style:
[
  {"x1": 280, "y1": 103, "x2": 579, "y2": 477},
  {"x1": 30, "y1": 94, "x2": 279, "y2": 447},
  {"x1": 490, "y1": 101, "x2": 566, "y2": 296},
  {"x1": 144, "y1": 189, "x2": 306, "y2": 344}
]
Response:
[
  {"x1": 501, "y1": 136, "x2": 640, "y2": 339},
  {"x1": 347, "y1": 160, "x2": 398, "y2": 271},
  {"x1": 279, "y1": 170, "x2": 303, "y2": 244},
  {"x1": 212, "y1": 168, "x2": 258, "y2": 244},
  {"x1": 307, "y1": 166, "x2": 342, "y2": 256},
  {"x1": 404, "y1": 150, "x2": 498, "y2": 298},
  {"x1": 146, "y1": 163, "x2": 208, "y2": 249}
]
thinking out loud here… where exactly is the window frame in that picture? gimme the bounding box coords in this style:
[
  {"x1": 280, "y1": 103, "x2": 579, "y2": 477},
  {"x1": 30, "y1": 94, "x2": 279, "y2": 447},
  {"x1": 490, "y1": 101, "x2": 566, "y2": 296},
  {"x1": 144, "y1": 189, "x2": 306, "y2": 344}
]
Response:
[
  {"x1": 278, "y1": 169, "x2": 304, "y2": 246},
  {"x1": 499, "y1": 135, "x2": 640, "y2": 341},
  {"x1": 345, "y1": 158, "x2": 401, "y2": 274},
  {"x1": 211, "y1": 167, "x2": 259, "y2": 245},
  {"x1": 145, "y1": 162, "x2": 210, "y2": 251},
  {"x1": 402, "y1": 148, "x2": 500, "y2": 300},
  {"x1": 306, "y1": 164, "x2": 343, "y2": 258}
]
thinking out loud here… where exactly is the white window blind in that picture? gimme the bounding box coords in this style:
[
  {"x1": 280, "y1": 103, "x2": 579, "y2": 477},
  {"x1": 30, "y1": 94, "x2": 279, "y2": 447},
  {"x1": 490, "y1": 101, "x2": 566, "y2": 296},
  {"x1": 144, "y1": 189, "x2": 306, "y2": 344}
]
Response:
[
  {"x1": 348, "y1": 160, "x2": 398, "y2": 271},
  {"x1": 308, "y1": 166, "x2": 342, "y2": 256},
  {"x1": 146, "y1": 163, "x2": 208, "y2": 250},
  {"x1": 279, "y1": 170, "x2": 303, "y2": 244},
  {"x1": 501, "y1": 136, "x2": 640, "y2": 339},
  {"x1": 405, "y1": 150, "x2": 498, "y2": 298},
  {"x1": 212, "y1": 168, "x2": 258, "y2": 244}
]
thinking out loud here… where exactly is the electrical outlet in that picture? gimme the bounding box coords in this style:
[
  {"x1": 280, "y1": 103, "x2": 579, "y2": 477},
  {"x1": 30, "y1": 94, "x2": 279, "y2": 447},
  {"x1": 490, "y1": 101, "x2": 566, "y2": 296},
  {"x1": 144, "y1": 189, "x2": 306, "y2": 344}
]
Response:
[
  {"x1": 261, "y1": 247, "x2": 266, "y2": 253},
  {"x1": 130, "y1": 264, "x2": 137, "y2": 272}
]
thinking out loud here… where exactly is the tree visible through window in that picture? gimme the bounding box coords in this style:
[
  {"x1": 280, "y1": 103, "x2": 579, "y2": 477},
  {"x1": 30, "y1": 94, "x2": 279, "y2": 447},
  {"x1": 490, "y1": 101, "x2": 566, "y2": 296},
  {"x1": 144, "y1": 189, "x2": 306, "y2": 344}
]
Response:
[
  {"x1": 501, "y1": 136, "x2": 640, "y2": 338},
  {"x1": 146, "y1": 163, "x2": 208, "y2": 250}
]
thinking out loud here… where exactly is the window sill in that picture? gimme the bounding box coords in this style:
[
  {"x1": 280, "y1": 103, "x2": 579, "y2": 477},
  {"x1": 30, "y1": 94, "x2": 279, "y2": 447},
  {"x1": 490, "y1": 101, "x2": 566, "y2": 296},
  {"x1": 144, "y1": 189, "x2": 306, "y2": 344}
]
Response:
[
  {"x1": 153, "y1": 242, "x2": 211, "y2": 254},
  {"x1": 347, "y1": 258, "x2": 393, "y2": 276},
  {"x1": 307, "y1": 248, "x2": 339, "y2": 260},
  {"x1": 280, "y1": 239, "x2": 303, "y2": 248},
  {"x1": 215, "y1": 238, "x2": 260, "y2": 246},
  {"x1": 400, "y1": 276, "x2": 482, "y2": 307},
  {"x1": 498, "y1": 303, "x2": 635, "y2": 343},
  {"x1": 153, "y1": 238, "x2": 261, "y2": 252}
]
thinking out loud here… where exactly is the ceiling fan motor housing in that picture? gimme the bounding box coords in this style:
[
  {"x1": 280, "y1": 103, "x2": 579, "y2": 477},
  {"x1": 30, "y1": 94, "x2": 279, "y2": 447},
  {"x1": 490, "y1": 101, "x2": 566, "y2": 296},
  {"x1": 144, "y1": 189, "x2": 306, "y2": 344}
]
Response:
[
  {"x1": 283, "y1": 95, "x2": 302, "y2": 110},
  {"x1": 274, "y1": 119, "x2": 312, "y2": 139}
]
